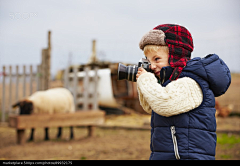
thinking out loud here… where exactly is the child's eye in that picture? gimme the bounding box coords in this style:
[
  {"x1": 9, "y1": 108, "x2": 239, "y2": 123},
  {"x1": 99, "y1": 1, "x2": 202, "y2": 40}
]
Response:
[{"x1": 155, "y1": 58, "x2": 160, "y2": 61}]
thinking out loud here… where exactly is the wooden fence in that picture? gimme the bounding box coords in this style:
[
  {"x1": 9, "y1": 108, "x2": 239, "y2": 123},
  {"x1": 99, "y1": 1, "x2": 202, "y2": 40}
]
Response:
[
  {"x1": 63, "y1": 65, "x2": 99, "y2": 111},
  {"x1": 1, "y1": 64, "x2": 100, "y2": 122},
  {"x1": 1, "y1": 65, "x2": 42, "y2": 122}
]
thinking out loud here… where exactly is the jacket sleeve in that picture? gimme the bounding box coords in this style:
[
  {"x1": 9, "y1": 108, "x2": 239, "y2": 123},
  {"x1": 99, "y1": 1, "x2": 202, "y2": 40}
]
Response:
[
  {"x1": 137, "y1": 85, "x2": 153, "y2": 114},
  {"x1": 137, "y1": 72, "x2": 203, "y2": 117}
]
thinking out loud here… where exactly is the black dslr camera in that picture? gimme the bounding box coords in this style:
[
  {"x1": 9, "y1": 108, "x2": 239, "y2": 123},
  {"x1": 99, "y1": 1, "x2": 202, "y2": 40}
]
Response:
[{"x1": 117, "y1": 58, "x2": 152, "y2": 82}]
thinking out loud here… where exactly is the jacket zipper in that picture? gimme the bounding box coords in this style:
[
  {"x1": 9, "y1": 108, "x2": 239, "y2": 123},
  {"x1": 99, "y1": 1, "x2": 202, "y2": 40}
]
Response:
[{"x1": 170, "y1": 126, "x2": 180, "y2": 160}]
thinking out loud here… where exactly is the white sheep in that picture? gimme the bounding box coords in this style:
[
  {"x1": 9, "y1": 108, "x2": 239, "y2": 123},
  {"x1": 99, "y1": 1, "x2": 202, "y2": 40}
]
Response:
[{"x1": 12, "y1": 87, "x2": 75, "y2": 141}]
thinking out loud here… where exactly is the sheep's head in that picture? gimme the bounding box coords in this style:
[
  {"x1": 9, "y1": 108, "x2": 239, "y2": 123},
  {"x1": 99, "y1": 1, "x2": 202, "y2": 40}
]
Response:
[{"x1": 12, "y1": 99, "x2": 33, "y2": 115}]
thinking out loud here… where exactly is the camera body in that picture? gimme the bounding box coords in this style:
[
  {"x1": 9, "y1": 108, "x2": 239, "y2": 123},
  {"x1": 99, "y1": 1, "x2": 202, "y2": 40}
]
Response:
[{"x1": 118, "y1": 58, "x2": 152, "y2": 82}]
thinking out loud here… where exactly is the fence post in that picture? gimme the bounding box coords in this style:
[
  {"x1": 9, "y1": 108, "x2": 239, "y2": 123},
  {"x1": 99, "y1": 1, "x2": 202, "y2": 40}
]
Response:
[
  {"x1": 73, "y1": 66, "x2": 78, "y2": 111},
  {"x1": 40, "y1": 31, "x2": 51, "y2": 91},
  {"x1": 15, "y1": 65, "x2": 19, "y2": 115},
  {"x1": 83, "y1": 66, "x2": 90, "y2": 110},
  {"x1": 41, "y1": 50, "x2": 46, "y2": 90},
  {"x1": 36, "y1": 65, "x2": 41, "y2": 91},
  {"x1": 8, "y1": 66, "x2": 12, "y2": 114},
  {"x1": 64, "y1": 66, "x2": 69, "y2": 89},
  {"x1": 1, "y1": 66, "x2": 6, "y2": 122},
  {"x1": 93, "y1": 67, "x2": 98, "y2": 110},
  {"x1": 23, "y1": 65, "x2": 26, "y2": 98},
  {"x1": 30, "y1": 65, "x2": 33, "y2": 95}
]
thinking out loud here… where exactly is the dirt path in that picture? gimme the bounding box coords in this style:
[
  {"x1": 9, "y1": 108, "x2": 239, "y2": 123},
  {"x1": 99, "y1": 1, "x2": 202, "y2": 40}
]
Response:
[
  {"x1": 0, "y1": 115, "x2": 239, "y2": 160},
  {"x1": 0, "y1": 126, "x2": 151, "y2": 160}
]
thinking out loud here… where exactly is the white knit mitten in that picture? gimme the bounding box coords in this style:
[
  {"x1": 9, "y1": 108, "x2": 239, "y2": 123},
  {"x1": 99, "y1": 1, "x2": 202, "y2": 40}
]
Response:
[{"x1": 137, "y1": 72, "x2": 203, "y2": 117}]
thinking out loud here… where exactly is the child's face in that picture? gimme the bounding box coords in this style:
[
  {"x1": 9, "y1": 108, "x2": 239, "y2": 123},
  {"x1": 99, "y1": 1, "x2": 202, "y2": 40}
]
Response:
[{"x1": 145, "y1": 49, "x2": 169, "y2": 78}]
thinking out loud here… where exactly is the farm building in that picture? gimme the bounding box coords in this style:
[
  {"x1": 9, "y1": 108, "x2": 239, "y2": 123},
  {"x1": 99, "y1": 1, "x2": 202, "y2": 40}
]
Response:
[{"x1": 57, "y1": 55, "x2": 146, "y2": 115}]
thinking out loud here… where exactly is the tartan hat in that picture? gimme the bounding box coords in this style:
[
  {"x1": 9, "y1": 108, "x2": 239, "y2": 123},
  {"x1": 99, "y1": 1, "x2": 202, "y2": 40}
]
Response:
[{"x1": 139, "y1": 24, "x2": 194, "y2": 81}]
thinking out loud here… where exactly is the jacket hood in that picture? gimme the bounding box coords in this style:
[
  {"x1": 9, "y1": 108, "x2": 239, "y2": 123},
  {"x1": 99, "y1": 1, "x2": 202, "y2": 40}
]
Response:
[{"x1": 184, "y1": 54, "x2": 231, "y2": 97}]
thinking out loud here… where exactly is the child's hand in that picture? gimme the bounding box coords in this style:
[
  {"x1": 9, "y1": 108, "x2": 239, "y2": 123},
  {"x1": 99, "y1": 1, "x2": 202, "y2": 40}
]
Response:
[{"x1": 136, "y1": 67, "x2": 147, "y2": 80}]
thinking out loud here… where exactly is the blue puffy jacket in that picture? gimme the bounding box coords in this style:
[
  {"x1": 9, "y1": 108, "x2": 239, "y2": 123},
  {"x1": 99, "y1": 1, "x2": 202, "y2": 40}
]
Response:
[{"x1": 149, "y1": 54, "x2": 231, "y2": 160}]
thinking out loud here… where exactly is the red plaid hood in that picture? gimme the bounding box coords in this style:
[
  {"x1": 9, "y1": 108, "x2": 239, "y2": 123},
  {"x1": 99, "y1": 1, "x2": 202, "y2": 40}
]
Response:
[{"x1": 153, "y1": 24, "x2": 194, "y2": 81}]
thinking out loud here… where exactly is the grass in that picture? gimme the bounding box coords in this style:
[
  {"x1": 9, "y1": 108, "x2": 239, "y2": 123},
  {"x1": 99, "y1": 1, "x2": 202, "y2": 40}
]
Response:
[
  {"x1": 220, "y1": 154, "x2": 232, "y2": 159},
  {"x1": 217, "y1": 133, "x2": 240, "y2": 145},
  {"x1": 80, "y1": 156, "x2": 87, "y2": 160},
  {"x1": 216, "y1": 133, "x2": 240, "y2": 160}
]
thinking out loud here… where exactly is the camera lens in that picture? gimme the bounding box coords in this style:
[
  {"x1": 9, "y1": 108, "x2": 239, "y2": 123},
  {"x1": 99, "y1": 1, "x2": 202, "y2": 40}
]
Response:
[
  {"x1": 128, "y1": 65, "x2": 138, "y2": 82},
  {"x1": 118, "y1": 63, "x2": 138, "y2": 82}
]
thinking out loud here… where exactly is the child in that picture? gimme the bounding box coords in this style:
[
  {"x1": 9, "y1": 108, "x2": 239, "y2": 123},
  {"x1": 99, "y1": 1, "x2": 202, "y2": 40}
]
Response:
[{"x1": 136, "y1": 24, "x2": 231, "y2": 160}]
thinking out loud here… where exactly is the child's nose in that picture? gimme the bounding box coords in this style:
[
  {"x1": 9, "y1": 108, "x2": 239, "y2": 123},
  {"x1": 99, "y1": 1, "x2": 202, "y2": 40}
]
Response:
[{"x1": 151, "y1": 64, "x2": 156, "y2": 70}]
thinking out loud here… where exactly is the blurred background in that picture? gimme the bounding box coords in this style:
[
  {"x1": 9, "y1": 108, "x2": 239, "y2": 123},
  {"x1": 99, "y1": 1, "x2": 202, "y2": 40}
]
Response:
[
  {"x1": 1, "y1": 0, "x2": 240, "y2": 75},
  {"x1": 0, "y1": 0, "x2": 240, "y2": 160}
]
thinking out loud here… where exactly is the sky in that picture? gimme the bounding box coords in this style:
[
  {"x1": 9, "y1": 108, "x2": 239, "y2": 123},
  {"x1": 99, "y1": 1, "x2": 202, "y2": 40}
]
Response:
[{"x1": 0, "y1": 0, "x2": 240, "y2": 77}]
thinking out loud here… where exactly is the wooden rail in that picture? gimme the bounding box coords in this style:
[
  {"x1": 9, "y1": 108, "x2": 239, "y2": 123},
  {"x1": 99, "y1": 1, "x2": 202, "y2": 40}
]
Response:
[{"x1": 8, "y1": 111, "x2": 105, "y2": 144}]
